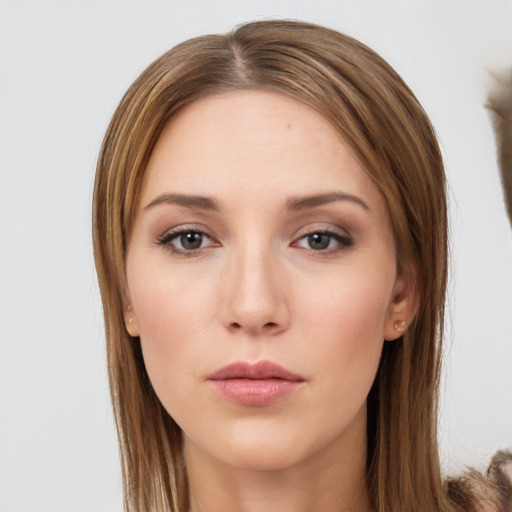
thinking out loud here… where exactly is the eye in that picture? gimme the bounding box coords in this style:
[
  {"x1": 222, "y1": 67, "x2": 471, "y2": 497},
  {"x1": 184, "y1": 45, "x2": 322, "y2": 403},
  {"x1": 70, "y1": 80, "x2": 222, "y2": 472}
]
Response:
[
  {"x1": 294, "y1": 230, "x2": 353, "y2": 252},
  {"x1": 157, "y1": 228, "x2": 217, "y2": 255}
]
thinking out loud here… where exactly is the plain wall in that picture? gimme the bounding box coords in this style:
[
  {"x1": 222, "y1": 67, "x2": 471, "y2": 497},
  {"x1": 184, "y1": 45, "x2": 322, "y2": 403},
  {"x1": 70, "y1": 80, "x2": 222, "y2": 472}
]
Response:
[{"x1": 1, "y1": 1, "x2": 511, "y2": 510}]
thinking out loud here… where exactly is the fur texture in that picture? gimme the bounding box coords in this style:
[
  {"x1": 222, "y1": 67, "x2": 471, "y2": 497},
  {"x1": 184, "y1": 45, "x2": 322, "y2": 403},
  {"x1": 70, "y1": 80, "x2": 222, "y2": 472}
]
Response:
[
  {"x1": 487, "y1": 69, "x2": 512, "y2": 229},
  {"x1": 445, "y1": 451, "x2": 512, "y2": 511}
]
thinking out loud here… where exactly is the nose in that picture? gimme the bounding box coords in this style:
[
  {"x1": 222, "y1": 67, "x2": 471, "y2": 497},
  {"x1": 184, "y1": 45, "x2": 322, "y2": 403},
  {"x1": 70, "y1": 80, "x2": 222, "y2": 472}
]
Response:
[{"x1": 220, "y1": 245, "x2": 290, "y2": 336}]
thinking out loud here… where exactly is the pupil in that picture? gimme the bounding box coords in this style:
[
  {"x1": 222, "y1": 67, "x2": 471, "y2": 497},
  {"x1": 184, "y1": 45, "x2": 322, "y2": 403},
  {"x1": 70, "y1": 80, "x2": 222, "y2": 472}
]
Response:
[
  {"x1": 181, "y1": 232, "x2": 202, "y2": 250},
  {"x1": 309, "y1": 233, "x2": 330, "y2": 250}
]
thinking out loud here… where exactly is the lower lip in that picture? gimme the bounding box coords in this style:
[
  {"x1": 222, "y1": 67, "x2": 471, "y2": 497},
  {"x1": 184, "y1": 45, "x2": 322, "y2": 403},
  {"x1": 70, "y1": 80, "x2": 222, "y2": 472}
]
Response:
[{"x1": 209, "y1": 378, "x2": 303, "y2": 407}]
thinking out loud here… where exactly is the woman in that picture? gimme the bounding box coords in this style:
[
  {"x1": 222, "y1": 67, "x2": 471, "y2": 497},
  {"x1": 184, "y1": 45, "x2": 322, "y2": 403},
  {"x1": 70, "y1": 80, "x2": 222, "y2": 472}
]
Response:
[{"x1": 92, "y1": 20, "x2": 511, "y2": 512}]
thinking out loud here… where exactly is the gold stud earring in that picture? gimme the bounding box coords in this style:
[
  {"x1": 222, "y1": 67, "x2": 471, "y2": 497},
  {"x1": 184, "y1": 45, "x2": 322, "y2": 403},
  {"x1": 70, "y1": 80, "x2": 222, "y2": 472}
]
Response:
[
  {"x1": 128, "y1": 317, "x2": 134, "y2": 324},
  {"x1": 394, "y1": 320, "x2": 406, "y2": 332}
]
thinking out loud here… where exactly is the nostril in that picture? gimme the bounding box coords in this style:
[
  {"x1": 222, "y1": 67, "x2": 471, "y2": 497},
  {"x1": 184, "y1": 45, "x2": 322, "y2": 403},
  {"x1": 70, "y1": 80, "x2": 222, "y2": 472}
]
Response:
[{"x1": 229, "y1": 321, "x2": 278, "y2": 331}]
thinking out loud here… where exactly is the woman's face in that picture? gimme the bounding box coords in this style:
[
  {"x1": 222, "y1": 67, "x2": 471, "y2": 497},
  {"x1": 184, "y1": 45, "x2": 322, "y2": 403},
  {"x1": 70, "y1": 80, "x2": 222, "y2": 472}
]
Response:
[{"x1": 124, "y1": 90, "x2": 414, "y2": 471}]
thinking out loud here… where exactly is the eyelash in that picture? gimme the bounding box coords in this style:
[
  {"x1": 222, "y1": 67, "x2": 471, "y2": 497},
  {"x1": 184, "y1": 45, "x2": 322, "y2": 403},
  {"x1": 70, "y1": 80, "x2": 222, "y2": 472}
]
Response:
[
  {"x1": 293, "y1": 229, "x2": 354, "y2": 254},
  {"x1": 156, "y1": 227, "x2": 353, "y2": 257},
  {"x1": 156, "y1": 228, "x2": 218, "y2": 257}
]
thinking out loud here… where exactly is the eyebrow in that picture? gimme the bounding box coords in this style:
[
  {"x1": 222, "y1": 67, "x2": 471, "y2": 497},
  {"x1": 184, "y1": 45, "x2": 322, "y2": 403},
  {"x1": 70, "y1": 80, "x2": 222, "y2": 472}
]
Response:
[
  {"x1": 144, "y1": 191, "x2": 369, "y2": 214},
  {"x1": 144, "y1": 193, "x2": 220, "y2": 212},
  {"x1": 286, "y1": 192, "x2": 370, "y2": 212}
]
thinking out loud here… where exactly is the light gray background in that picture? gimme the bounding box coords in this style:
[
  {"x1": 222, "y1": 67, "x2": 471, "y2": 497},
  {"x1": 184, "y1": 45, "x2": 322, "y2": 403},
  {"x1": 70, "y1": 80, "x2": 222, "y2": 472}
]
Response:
[{"x1": 1, "y1": 1, "x2": 511, "y2": 511}]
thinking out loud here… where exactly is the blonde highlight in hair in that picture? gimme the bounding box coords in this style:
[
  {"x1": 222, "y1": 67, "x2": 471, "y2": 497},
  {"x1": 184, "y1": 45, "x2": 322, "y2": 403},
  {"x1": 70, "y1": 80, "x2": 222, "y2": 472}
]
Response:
[{"x1": 93, "y1": 20, "x2": 454, "y2": 511}]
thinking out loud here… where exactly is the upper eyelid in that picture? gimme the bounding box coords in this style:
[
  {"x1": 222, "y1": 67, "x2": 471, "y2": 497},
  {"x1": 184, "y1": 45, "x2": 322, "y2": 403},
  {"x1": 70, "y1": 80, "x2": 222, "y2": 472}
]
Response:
[
  {"x1": 291, "y1": 224, "x2": 351, "y2": 240},
  {"x1": 158, "y1": 224, "x2": 215, "y2": 239},
  {"x1": 293, "y1": 230, "x2": 352, "y2": 245}
]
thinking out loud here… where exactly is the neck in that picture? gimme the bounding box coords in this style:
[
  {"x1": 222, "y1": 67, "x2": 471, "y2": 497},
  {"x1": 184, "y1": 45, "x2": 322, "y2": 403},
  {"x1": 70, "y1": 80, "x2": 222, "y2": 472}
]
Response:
[{"x1": 185, "y1": 410, "x2": 373, "y2": 512}]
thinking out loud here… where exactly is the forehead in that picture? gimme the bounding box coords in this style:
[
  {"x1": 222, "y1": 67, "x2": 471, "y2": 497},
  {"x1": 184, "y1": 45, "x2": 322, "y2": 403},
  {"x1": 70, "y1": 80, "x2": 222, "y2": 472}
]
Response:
[{"x1": 140, "y1": 90, "x2": 385, "y2": 212}]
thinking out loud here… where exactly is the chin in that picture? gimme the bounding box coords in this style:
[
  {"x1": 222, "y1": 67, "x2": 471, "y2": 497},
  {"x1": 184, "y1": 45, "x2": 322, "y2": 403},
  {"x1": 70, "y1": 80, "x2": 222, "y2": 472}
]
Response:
[
  {"x1": 215, "y1": 440, "x2": 310, "y2": 472},
  {"x1": 186, "y1": 414, "x2": 358, "y2": 474}
]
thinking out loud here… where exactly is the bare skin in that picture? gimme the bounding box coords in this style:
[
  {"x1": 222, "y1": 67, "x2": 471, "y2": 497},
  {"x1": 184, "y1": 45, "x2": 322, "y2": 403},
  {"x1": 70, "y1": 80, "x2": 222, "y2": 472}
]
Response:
[
  {"x1": 124, "y1": 90, "x2": 416, "y2": 512},
  {"x1": 186, "y1": 402, "x2": 372, "y2": 512}
]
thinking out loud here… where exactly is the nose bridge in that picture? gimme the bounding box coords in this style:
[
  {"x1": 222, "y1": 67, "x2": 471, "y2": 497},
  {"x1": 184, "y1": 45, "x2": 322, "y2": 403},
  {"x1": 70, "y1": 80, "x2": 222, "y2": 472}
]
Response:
[{"x1": 222, "y1": 234, "x2": 288, "y2": 335}]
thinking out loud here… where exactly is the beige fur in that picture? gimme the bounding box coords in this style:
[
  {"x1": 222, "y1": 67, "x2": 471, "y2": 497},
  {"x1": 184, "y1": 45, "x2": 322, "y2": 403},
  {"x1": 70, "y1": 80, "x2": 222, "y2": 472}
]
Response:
[{"x1": 445, "y1": 451, "x2": 512, "y2": 511}]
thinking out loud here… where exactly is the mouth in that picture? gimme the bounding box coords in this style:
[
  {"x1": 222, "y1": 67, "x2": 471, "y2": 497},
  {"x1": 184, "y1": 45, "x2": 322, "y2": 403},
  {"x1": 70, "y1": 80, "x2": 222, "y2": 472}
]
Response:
[{"x1": 207, "y1": 361, "x2": 305, "y2": 407}]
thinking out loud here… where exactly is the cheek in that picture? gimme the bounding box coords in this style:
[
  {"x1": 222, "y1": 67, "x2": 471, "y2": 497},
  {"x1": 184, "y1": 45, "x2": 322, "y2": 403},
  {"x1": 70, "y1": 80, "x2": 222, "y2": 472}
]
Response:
[
  {"x1": 295, "y1": 270, "x2": 392, "y2": 402},
  {"x1": 126, "y1": 257, "x2": 216, "y2": 404},
  {"x1": 129, "y1": 246, "x2": 215, "y2": 335},
  {"x1": 298, "y1": 268, "x2": 392, "y2": 346}
]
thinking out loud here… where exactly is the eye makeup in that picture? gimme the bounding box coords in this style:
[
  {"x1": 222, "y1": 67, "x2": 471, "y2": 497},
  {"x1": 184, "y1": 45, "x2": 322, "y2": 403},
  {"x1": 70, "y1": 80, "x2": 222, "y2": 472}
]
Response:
[{"x1": 156, "y1": 226, "x2": 219, "y2": 257}]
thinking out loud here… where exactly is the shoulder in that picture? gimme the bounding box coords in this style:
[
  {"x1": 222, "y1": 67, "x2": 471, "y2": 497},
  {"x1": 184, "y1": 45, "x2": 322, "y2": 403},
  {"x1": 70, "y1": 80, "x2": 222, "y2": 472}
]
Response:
[{"x1": 445, "y1": 451, "x2": 512, "y2": 512}]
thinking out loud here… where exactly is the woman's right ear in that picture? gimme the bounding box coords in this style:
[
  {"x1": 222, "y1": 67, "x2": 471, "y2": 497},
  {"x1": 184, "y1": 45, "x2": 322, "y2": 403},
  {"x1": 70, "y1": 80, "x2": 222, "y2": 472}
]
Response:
[{"x1": 123, "y1": 297, "x2": 140, "y2": 337}]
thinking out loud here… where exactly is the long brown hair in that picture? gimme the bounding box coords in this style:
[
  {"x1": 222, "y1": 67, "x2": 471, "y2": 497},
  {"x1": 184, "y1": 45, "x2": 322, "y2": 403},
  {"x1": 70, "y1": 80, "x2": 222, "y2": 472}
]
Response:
[{"x1": 93, "y1": 20, "x2": 453, "y2": 511}]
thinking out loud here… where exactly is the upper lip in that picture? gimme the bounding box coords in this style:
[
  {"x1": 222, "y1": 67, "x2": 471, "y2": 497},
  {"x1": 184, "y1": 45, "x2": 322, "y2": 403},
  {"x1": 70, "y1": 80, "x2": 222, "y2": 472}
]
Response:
[{"x1": 207, "y1": 361, "x2": 305, "y2": 381}]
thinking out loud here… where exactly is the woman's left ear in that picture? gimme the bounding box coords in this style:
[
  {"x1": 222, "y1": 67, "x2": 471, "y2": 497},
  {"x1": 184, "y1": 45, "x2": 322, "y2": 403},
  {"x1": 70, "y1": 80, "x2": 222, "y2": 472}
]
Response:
[{"x1": 384, "y1": 274, "x2": 418, "y2": 341}]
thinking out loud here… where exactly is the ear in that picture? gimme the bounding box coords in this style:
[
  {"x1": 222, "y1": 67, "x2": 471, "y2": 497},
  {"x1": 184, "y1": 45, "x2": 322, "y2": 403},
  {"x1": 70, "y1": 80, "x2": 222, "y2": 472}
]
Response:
[
  {"x1": 123, "y1": 294, "x2": 140, "y2": 337},
  {"x1": 384, "y1": 273, "x2": 418, "y2": 341}
]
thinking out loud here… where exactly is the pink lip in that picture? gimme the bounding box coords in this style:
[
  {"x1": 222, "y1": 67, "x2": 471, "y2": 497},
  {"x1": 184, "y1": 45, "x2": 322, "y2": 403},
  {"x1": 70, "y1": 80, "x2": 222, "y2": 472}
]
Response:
[{"x1": 207, "y1": 361, "x2": 305, "y2": 407}]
